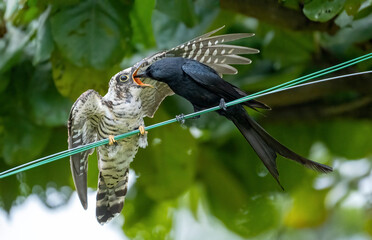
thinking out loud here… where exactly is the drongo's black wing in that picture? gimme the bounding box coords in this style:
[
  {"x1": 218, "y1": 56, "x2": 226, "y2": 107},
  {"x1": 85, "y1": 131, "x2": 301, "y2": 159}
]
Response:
[
  {"x1": 181, "y1": 59, "x2": 269, "y2": 110},
  {"x1": 181, "y1": 59, "x2": 244, "y2": 100}
]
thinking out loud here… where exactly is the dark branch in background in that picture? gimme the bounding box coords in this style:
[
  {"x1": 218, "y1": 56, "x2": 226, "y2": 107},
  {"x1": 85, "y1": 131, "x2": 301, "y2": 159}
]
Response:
[
  {"x1": 262, "y1": 95, "x2": 372, "y2": 122},
  {"x1": 259, "y1": 71, "x2": 372, "y2": 106},
  {"x1": 0, "y1": 10, "x2": 6, "y2": 38},
  {"x1": 258, "y1": 49, "x2": 372, "y2": 121},
  {"x1": 220, "y1": 0, "x2": 339, "y2": 34},
  {"x1": 258, "y1": 75, "x2": 372, "y2": 121}
]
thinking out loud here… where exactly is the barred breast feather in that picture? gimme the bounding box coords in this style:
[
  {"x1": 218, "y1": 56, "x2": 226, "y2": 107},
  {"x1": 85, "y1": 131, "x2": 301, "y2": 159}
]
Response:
[{"x1": 68, "y1": 86, "x2": 147, "y2": 224}]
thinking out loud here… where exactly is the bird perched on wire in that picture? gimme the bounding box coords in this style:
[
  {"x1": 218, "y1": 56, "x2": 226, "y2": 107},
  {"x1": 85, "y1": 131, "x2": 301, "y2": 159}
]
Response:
[
  {"x1": 68, "y1": 62, "x2": 150, "y2": 224},
  {"x1": 68, "y1": 26, "x2": 258, "y2": 224},
  {"x1": 134, "y1": 57, "x2": 333, "y2": 188}
]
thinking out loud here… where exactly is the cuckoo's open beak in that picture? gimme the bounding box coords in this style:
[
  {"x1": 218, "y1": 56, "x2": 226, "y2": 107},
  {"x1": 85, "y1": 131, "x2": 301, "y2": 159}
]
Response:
[{"x1": 132, "y1": 66, "x2": 153, "y2": 88}]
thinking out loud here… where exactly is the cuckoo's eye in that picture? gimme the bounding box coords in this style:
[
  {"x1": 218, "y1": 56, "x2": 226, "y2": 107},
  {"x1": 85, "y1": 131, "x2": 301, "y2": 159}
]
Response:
[{"x1": 119, "y1": 74, "x2": 128, "y2": 82}]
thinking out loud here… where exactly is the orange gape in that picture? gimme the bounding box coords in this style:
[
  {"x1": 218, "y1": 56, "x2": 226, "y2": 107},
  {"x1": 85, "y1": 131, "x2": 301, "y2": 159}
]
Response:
[{"x1": 132, "y1": 64, "x2": 153, "y2": 88}]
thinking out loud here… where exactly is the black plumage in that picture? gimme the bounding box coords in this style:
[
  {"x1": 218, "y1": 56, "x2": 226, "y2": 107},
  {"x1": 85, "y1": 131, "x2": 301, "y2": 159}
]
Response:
[{"x1": 136, "y1": 57, "x2": 332, "y2": 188}]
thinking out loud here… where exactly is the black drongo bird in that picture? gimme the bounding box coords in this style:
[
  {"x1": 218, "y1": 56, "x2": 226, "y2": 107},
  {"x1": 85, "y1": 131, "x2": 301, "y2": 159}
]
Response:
[{"x1": 135, "y1": 57, "x2": 332, "y2": 188}]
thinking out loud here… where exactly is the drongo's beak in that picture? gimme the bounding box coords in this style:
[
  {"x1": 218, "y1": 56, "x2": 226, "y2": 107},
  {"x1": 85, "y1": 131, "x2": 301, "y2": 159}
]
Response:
[
  {"x1": 134, "y1": 73, "x2": 146, "y2": 78},
  {"x1": 132, "y1": 66, "x2": 153, "y2": 88}
]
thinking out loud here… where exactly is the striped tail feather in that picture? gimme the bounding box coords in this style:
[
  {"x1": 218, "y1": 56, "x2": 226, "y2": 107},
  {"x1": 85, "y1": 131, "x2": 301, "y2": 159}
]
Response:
[{"x1": 96, "y1": 169, "x2": 129, "y2": 224}]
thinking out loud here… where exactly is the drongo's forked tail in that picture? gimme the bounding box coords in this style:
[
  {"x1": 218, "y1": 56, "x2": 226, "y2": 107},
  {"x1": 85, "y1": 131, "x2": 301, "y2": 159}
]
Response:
[{"x1": 225, "y1": 105, "x2": 332, "y2": 189}]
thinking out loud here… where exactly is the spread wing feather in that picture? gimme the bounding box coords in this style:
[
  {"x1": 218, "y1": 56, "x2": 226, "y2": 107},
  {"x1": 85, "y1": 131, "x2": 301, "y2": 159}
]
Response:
[
  {"x1": 68, "y1": 89, "x2": 104, "y2": 209},
  {"x1": 139, "y1": 79, "x2": 174, "y2": 118},
  {"x1": 136, "y1": 26, "x2": 259, "y2": 118}
]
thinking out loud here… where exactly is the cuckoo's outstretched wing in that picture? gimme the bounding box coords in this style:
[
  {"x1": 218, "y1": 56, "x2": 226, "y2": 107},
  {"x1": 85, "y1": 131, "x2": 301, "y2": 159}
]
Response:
[
  {"x1": 68, "y1": 90, "x2": 104, "y2": 209},
  {"x1": 135, "y1": 26, "x2": 259, "y2": 118}
]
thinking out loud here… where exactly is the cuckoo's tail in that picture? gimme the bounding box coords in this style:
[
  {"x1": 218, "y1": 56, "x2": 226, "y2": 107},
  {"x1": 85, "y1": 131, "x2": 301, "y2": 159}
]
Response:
[{"x1": 96, "y1": 170, "x2": 129, "y2": 224}]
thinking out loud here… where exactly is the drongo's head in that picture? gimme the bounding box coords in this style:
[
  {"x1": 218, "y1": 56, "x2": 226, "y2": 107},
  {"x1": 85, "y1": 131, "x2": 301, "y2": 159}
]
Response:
[{"x1": 135, "y1": 57, "x2": 185, "y2": 84}]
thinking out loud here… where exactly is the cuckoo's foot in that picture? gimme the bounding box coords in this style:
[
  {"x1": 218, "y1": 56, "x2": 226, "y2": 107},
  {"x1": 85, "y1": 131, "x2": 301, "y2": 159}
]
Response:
[
  {"x1": 138, "y1": 125, "x2": 148, "y2": 135},
  {"x1": 108, "y1": 135, "x2": 118, "y2": 145},
  {"x1": 219, "y1": 98, "x2": 227, "y2": 111}
]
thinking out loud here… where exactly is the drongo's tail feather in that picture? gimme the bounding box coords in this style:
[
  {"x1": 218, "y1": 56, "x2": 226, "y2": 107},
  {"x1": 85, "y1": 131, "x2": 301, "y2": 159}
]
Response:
[{"x1": 226, "y1": 106, "x2": 333, "y2": 188}]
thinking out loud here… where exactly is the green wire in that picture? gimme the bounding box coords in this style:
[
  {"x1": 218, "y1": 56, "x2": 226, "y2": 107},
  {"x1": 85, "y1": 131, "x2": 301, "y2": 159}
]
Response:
[{"x1": 0, "y1": 52, "x2": 371, "y2": 179}]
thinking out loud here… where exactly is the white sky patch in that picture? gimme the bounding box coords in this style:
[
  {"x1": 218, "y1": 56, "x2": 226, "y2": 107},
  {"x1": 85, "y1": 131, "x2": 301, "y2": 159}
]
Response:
[
  {"x1": 0, "y1": 192, "x2": 127, "y2": 240},
  {"x1": 0, "y1": 170, "x2": 138, "y2": 240}
]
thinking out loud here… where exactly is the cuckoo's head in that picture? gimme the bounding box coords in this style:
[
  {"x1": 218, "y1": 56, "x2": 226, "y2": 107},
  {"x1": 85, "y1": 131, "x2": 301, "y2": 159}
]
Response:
[
  {"x1": 106, "y1": 68, "x2": 137, "y2": 99},
  {"x1": 109, "y1": 61, "x2": 153, "y2": 90},
  {"x1": 107, "y1": 65, "x2": 153, "y2": 99},
  {"x1": 109, "y1": 69, "x2": 135, "y2": 91}
]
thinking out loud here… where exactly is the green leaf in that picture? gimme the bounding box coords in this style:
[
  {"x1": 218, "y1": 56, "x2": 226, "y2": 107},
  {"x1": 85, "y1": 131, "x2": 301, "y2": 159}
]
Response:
[
  {"x1": 354, "y1": 5, "x2": 372, "y2": 20},
  {"x1": 123, "y1": 190, "x2": 174, "y2": 239},
  {"x1": 86, "y1": 151, "x2": 99, "y2": 189},
  {"x1": 199, "y1": 147, "x2": 279, "y2": 237},
  {"x1": 0, "y1": 72, "x2": 11, "y2": 93},
  {"x1": 129, "y1": 0, "x2": 156, "y2": 49},
  {"x1": 29, "y1": 63, "x2": 71, "y2": 127},
  {"x1": 152, "y1": 0, "x2": 219, "y2": 49},
  {"x1": 133, "y1": 108, "x2": 197, "y2": 201},
  {"x1": 284, "y1": 186, "x2": 329, "y2": 228},
  {"x1": 0, "y1": 25, "x2": 34, "y2": 73},
  {"x1": 266, "y1": 120, "x2": 372, "y2": 160},
  {"x1": 344, "y1": 0, "x2": 362, "y2": 16},
  {"x1": 33, "y1": 6, "x2": 54, "y2": 64},
  {"x1": 319, "y1": 120, "x2": 372, "y2": 159},
  {"x1": 51, "y1": 56, "x2": 120, "y2": 100},
  {"x1": 23, "y1": 127, "x2": 73, "y2": 190},
  {"x1": 324, "y1": 11, "x2": 372, "y2": 49},
  {"x1": 261, "y1": 29, "x2": 314, "y2": 67},
  {"x1": 4, "y1": 0, "x2": 41, "y2": 25},
  {"x1": 155, "y1": 0, "x2": 197, "y2": 28},
  {"x1": 50, "y1": 0, "x2": 131, "y2": 69},
  {"x1": 303, "y1": 0, "x2": 346, "y2": 22},
  {"x1": 0, "y1": 173, "x2": 22, "y2": 211},
  {"x1": 1, "y1": 117, "x2": 51, "y2": 165}
]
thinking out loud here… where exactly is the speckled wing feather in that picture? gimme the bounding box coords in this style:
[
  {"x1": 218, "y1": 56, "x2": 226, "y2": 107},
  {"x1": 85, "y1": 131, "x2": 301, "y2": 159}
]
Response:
[
  {"x1": 138, "y1": 79, "x2": 173, "y2": 118},
  {"x1": 136, "y1": 26, "x2": 259, "y2": 118},
  {"x1": 68, "y1": 90, "x2": 104, "y2": 209}
]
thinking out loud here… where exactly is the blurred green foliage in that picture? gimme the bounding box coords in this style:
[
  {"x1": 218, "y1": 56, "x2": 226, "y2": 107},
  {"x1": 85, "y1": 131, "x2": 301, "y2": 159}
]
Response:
[{"x1": 0, "y1": 0, "x2": 372, "y2": 239}]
